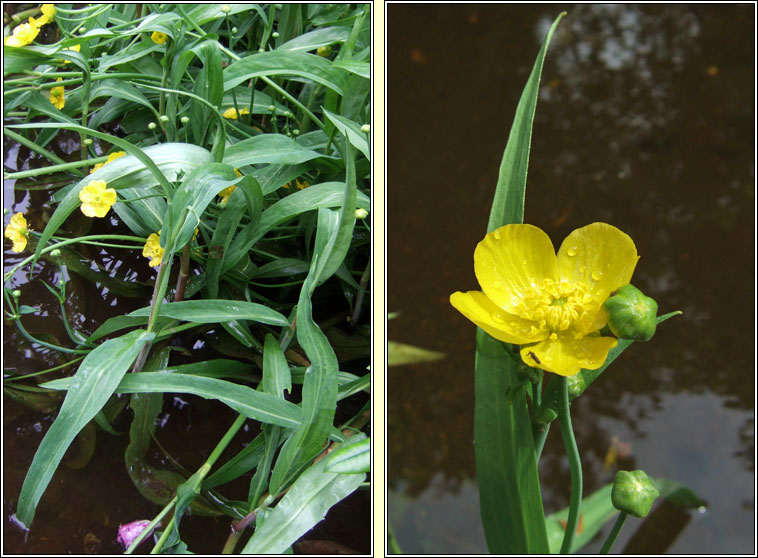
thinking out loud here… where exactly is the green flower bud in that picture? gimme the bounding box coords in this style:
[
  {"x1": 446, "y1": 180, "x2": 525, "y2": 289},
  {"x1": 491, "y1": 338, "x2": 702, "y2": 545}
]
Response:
[
  {"x1": 355, "y1": 208, "x2": 369, "y2": 219},
  {"x1": 83, "y1": 138, "x2": 93, "y2": 146},
  {"x1": 221, "y1": 5, "x2": 231, "y2": 13},
  {"x1": 611, "y1": 470, "x2": 659, "y2": 518},
  {"x1": 159, "y1": 115, "x2": 169, "y2": 122},
  {"x1": 272, "y1": 31, "x2": 279, "y2": 38},
  {"x1": 12, "y1": 289, "x2": 21, "y2": 298},
  {"x1": 361, "y1": 124, "x2": 370, "y2": 133},
  {"x1": 148, "y1": 122, "x2": 157, "y2": 130},
  {"x1": 268, "y1": 105, "x2": 275, "y2": 112},
  {"x1": 50, "y1": 249, "x2": 61, "y2": 258},
  {"x1": 231, "y1": 27, "x2": 238, "y2": 34},
  {"x1": 603, "y1": 284, "x2": 658, "y2": 342},
  {"x1": 180, "y1": 116, "x2": 190, "y2": 125}
]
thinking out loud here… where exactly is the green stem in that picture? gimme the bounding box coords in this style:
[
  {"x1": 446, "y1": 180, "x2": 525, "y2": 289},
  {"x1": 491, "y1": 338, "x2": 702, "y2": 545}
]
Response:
[
  {"x1": 558, "y1": 376, "x2": 582, "y2": 554},
  {"x1": 3, "y1": 234, "x2": 146, "y2": 283},
  {"x1": 123, "y1": 497, "x2": 176, "y2": 554},
  {"x1": 3, "y1": 129, "x2": 85, "y2": 177},
  {"x1": 599, "y1": 511, "x2": 627, "y2": 554}
]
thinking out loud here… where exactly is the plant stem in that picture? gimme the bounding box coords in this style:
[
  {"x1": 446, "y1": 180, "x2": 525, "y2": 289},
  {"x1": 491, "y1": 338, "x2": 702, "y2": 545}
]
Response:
[
  {"x1": 558, "y1": 376, "x2": 582, "y2": 554},
  {"x1": 599, "y1": 511, "x2": 627, "y2": 554}
]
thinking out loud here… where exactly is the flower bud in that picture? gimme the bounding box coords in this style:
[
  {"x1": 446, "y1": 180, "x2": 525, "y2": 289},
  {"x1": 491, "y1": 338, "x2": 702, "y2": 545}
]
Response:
[
  {"x1": 603, "y1": 284, "x2": 658, "y2": 342},
  {"x1": 258, "y1": 48, "x2": 265, "y2": 53},
  {"x1": 117, "y1": 519, "x2": 153, "y2": 549},
  {"x1": 355, "y1": 208, "x2": 369, "y2": 219},
  {"x1": 272, "y1": 31, "x2": 279, "y2": 38},
  {"x1": 360, "y1": 124, "x2": 370, "y2": 133},
  {"x1": 231, "y1": 27, "x2": 238, "y2": 34},
  {"x1": 148, "y1": 122, "x2": 157, "y2": 130},
  {"x1": 12, "y1": 289, "x2": 21, "y2": 298},
  {"x1": 268, "y1": 105, "x2": 275, "y2": 112},
  {"x1": 180, "y1": 116, "x2": 190, "y2": 125},
  {"x1": 221, "y1": 5, "x2": 231, "y2": 13},
  {"x1": 611, "y1": 470, "x2": 659, "y2": 518},
  {"x1": 50, "y1": 249, "x2": 61, "y2": 258},
  {"x1": 159, "y1": 115, "x2": 169, "y2": 122},
  {"x1": 83, "y1": 138, "x2": 93, "y2": 146}
]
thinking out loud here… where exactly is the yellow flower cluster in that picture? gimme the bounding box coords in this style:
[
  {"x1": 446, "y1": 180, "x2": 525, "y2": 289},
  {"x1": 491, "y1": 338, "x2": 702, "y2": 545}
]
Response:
[
  {"x1": 142, "y1": 232, "x2": 164, "y2": 267},
  {"x1": 79, "y1": 180, "x2": 117, "y2": 218},
  {"x1": 90, "y1": 151, "x2": 126, "y2": 173},
  {"x1": 4, "y1": 4, "x2": 55, "y2": 47},
  {"x1": 450, "y1": 223, "x2": 639, "y2": 377},
  {"x1": 4, "y1": 213, "x2": 31, "y2": 253},
  {"x1": 222, "y1": 107, "x2": 250, "y2": 120}
]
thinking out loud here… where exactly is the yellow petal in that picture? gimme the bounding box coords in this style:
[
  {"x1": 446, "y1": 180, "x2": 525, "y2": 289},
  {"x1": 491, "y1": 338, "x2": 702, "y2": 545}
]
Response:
[
  {"x1": 474, "y1": 224, "x2": 558, "y2": 314},
  {"x1": 557, "y1": 223, "x2": 638, "y2": 304},
  {"x1": 520, "y1": 333, "x2": 618, "y2": 377},
  {"x1": 450, "y1": 291, "x2": 547, "y2": 345}
]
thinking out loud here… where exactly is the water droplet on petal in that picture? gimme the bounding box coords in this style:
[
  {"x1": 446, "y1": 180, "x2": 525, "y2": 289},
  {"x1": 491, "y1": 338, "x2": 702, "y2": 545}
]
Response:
[
  {"x1": 491, "y1": 312, "x2": 506, "y2": 324},
  {"x1": 579, "y1": 266, "x2": 587, "y2": 274},
  {"x1": 592, "y1": 270, "x2": 603, "y2": 281},
  {"x1": 567, "y1": 246, "x2": 578, "y2": 257},
  {"x1": 493, "y1": 229, "x2": 501, "y2": 239}
]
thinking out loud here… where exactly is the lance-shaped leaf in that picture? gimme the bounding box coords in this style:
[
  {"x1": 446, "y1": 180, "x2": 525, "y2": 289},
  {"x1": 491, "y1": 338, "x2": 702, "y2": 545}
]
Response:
[{"x1": 16, "y1": 329, "x2": 154, "y2": 528}]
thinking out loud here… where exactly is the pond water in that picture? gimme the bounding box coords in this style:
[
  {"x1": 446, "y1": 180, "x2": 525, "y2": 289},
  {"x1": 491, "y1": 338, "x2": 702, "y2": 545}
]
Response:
[{"x1": 388, "y1": 3, "x2": 754, "y2": 554}]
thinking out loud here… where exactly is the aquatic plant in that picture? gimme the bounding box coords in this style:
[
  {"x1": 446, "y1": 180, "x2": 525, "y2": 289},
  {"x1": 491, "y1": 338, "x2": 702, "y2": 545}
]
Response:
[
  {"x1": 448, "y1": 12, "x2": 697, "y2": 555},
  {"x1": 3, "y1": 3, "x2": 370, "y2": 554}
]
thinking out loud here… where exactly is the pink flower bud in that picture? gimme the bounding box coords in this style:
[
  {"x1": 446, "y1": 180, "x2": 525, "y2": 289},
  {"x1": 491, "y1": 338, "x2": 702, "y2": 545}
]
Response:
[{"x1": 117, "y1": 520, "x2": 153, "y2": 549}]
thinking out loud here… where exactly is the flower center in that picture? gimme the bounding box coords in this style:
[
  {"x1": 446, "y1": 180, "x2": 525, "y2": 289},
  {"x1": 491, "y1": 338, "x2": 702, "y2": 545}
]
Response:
[{"x1": 518, "y1": 278, "x2": 596, "y2": 334}]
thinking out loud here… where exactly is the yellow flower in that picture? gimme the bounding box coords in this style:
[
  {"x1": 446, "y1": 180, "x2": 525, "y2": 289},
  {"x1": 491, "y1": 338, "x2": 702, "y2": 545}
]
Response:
[
  {"x1": 151, "y1": 31, "x2": 167, "y2": 45},
  {"x1": 218, "y1": 186, "x2": 236, "y2": 204},
  {"x1": 450, "y1": 223, "x2": 639, "y2": 377},
  {"x1": 79, "y1": 180, "x2": 117, "y2": 218},
  {"x1": 50, "y1": 78, "x2": 65, "y2": 110},
  {"x1": 38, "y1": 4, "x2": 56, "y2": 25},
  {"x1": 222, "y1": 107, "x2": 250, "y2": 120},
  {"x1": 4, "y1": 213, "x2": 31, "y2": 253},
  {"x1": 4, "y1": 21, "x2": 40, "y2": 47},
  {"x1": 295, "y1": 179, "x2": 309, "y2": 190},
  {"x1": 142, "y1": 233, "x2": 164, "y2": 267},
  {"x1": 90, "y1": 151, "x2": 126, "y2": 173}
]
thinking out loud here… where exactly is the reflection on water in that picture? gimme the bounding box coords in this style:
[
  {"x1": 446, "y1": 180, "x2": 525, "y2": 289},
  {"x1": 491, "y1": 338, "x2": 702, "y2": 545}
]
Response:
[{"x1": 388, "y1": 3, "x2": 753, "y2": 554}]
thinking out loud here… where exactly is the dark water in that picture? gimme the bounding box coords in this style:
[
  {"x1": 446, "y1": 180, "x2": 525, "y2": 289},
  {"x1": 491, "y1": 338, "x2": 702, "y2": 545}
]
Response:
[
  {"x1": 2, "y1": 141, "x2": 370, "y2": 552},
  {"x1": 388, "y1": 3, "x2": 754, "y2": 554}
]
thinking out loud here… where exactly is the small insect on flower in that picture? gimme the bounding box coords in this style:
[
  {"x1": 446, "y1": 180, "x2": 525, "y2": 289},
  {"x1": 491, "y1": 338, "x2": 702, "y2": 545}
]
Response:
[{"x1": 528, "y1": 351, "x2": 542, "y2": 365}]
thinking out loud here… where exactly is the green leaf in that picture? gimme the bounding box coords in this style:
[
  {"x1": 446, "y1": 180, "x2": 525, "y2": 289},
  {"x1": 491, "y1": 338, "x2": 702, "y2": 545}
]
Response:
[
  {"x1": 474, "y1": 13, "x2": 565, "y2": 554},
  {"x1": 16, "y1": 329, "x2": 154, "y2": 528},
  {"x1": 224, "y1": 51, "x2": 348, "y2": 95},
  {"x1": 242, "y1": 435, "x2": 366, "y2": 554},
  {"x1": 223, "y1": 134, "x2": 327, "y2": 167},
  {"x1": 44, "y1": 373, "x2": 302, "y2": 429},
  {"x1": 127, "y1": 299, "x2": 289, "y2": 327},
  {"x1": 322, "y1": 109, "x2": 370, "y2": 161},
  {"x1": 387, "y1": 341, "x2": 445, "y2": 366},
  {"x1": 277, "y1": 26, "x2": 352, "y2": 52},
  {"x1": 324, "y1": 436, "x2": 370, "y2": 474}
]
